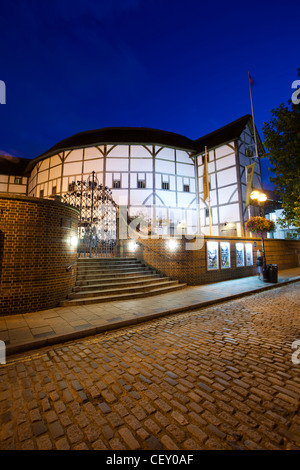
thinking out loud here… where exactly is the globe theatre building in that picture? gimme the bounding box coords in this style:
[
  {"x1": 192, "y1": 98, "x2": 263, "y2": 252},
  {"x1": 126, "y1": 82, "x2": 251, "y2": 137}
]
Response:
[{"x1": 0, "y1": 114, "x2": 264, "y2": 238}]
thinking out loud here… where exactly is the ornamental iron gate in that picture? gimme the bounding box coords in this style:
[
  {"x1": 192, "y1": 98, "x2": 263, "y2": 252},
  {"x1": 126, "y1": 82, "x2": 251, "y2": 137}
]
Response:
[{"x1": 63, "y1": 172, "x2": 118, "y2": 257}]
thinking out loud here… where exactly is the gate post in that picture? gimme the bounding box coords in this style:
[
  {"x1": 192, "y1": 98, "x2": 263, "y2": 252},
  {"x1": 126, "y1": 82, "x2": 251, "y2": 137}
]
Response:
[{"x1": 116, "y1": 208, "x2": 123, "y2": 257}]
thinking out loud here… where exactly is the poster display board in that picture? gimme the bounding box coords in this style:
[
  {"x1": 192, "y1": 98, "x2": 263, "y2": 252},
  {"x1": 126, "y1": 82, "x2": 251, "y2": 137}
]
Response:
[
  {"x1": 236, "y1": 243, "x2": 245, "y2": 267},
  {"x1": 220, "y1": 242, "x2": 230, "y2": 268},
  {"x1": 245, "y1": 243, "x2": 253, "y2": 266},
  {"x1": 207, "y1": 241, "x2": 219, "y2": 270}
]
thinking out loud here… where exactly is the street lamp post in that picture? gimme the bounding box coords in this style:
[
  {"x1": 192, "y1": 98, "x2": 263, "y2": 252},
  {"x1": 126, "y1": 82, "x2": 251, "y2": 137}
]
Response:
[{"x1": 250, "y1": 190, "x2": 268, "y2": 280}]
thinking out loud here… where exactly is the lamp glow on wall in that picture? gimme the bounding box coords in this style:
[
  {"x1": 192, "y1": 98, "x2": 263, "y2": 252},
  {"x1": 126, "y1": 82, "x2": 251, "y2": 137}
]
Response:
[
  {"x1": 167, "y1": 239, "x2": 178, "y2": 251},
  {"x1": 70, "y1": 235, "x2": 78, "y2": 247},
  {"x1": 128, "y1": 240, "x2": 138, "y2": 251}
]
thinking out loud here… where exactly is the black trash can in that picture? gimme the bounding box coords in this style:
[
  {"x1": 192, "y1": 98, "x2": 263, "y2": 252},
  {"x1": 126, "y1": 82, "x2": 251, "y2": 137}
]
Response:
[
  {"x1": 268, "y1": 264, "x2": 278, "y2": 283},
  {"x1": 263, "y1": 265, "x2": 270, "y2": 282}
]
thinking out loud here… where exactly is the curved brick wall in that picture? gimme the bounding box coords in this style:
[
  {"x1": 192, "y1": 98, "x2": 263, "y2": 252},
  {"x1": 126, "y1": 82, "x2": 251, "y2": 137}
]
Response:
[{"x1": 0, "y1": 194, "x2": 79, "y2": 315}]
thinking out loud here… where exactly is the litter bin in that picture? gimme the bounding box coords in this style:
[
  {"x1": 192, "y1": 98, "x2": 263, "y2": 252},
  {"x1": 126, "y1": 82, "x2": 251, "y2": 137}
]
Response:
[
  {"x1": 268, "y1": 264, "x2": 278, "y2": 283},
  {"x1": 263, "y1": 265, "x2": 270, "y2": 282}
]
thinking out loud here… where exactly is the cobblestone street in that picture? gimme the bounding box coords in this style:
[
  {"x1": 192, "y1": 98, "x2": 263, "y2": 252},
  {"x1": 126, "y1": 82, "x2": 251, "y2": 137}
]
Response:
[{"x1": 1, "y1": 282, "x2": 300, "y2": 450}]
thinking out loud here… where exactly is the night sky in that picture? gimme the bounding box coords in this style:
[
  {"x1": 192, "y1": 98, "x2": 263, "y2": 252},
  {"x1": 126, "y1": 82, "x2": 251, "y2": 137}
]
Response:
[{"x1": 0, "y1": 0, "x2": 299, "y2": 190}]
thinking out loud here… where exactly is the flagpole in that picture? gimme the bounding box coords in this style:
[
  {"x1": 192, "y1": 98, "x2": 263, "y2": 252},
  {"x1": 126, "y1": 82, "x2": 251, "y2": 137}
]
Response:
[
  {"x1": 248, "y1": 71, "x2": 259, "y2": 160},
  {"x1": 205, "y1": 146, "x2": 212, "y2": 236}
]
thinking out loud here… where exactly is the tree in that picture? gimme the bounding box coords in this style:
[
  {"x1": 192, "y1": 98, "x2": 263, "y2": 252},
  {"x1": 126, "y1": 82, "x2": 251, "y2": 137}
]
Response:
[{"x1": 262, "y1": 69, "x2": 300, "y2": 229}]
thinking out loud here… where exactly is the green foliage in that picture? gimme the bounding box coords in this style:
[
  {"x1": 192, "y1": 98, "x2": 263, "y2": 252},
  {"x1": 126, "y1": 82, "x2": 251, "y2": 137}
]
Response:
[{"x1": 262, "y1": 68, "x2": 300, "y2": 228}]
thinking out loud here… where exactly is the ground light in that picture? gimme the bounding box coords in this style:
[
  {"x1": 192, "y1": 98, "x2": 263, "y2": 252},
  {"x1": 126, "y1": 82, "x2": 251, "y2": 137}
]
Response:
[
  {"x1": 167, "y1": 239, "x2": 178, "y2": 251},
  {"x1": 70, "y1": 235, "x2": 78, "y2": 248},
  {"x1": 128, "y1": 240, "x2": 138, "y2": 251}
]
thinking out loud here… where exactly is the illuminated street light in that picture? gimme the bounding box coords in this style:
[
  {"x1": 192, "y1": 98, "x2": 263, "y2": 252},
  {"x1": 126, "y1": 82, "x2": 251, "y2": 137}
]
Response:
[
  {"x1": 250, "y1": 190, "x2": 268, "y2": 280},
  {"x1": 250, "y1": 190, "x2": 267, "y2": 215},
  {"x1": 250, "y1": 190, "x2": 267, "y2": 202}
]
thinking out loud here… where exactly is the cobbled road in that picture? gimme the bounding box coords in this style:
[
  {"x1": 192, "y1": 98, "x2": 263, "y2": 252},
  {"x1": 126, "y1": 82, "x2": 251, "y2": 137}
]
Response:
[{"x1": 1, "y1": 282, "x2": 300, "y2": 450}]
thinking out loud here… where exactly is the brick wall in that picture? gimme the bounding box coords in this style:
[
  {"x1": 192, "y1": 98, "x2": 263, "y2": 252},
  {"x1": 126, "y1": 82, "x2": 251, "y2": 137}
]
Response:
[
  {"x1": 0, "y1": 194, "x2": 79, "y2": 315},
  {"x1": 118, "y1": 235, "x2": 300, "y2": 285},
  {"x1": 263, "y1": 238, "x2": 300, "y2": 270}
]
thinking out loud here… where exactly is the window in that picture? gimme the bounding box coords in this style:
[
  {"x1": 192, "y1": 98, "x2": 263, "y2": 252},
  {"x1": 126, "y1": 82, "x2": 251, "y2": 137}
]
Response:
[
  {"x1": 183, "y1": 184, "x2": 190, "y2": 192},
  {"x1": 205, "y1": 208, "x2": 209, "y2": 217},
  {"x1": 39, "y1": 189, "x2": 44, "y2": 198},
  {"x1": 14, "y1": 176, "x2": 22, "y2": 185},
  {"x1": 162, "y1": 182, "x2": 169, "y2": 190},
  {"x1": 137, "y1": 180, "x2": 146, "y2": 189},
  {"x1": 52, "y1": 186, "x2": 57, "y2": 195},
  {"x1": 113, "y1": 180, "x2": 121, "y2": 189}
]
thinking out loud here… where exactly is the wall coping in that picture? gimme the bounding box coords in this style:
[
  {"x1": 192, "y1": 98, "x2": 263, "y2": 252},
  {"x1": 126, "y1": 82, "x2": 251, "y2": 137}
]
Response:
[
  {"x1": 136, "y1": 234, "x2": 300, "y2": 243},
  {"x1": 0, "y1": 193, "x2": 80, "y2": 215}
]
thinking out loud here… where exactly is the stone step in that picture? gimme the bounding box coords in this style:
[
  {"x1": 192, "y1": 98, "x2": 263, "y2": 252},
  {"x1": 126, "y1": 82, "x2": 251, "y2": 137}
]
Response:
[
  {"x1": 77, "y1": 257, "x2": 137, "y2": 264},
  {"x1": 74, "y1": 273, "x2": 163, "y2": 288},
  {"x1": 76, "y1": 269, "x2": 155, "y2": 282},
  {"x1": 75, "y1": 272, "x2": 160, "y2": 286},
  {"x1": 68, "y1": 279, "x2": 178, "y2": 299},
  {"x1": 59, "y1": 282, "x2": 187, "y2": 307},
  {"x1": 77, "y1": 263, "x2": 147, "y2": 273}
]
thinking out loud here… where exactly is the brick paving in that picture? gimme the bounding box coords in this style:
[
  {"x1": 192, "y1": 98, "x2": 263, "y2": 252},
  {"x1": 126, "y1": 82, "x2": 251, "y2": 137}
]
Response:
[
  {"x1": 1, "y1": 267, "x2": 300, "y2": 356},
  {"x1": 1, "y1": 282, "x2": 300, "y2": 450}
]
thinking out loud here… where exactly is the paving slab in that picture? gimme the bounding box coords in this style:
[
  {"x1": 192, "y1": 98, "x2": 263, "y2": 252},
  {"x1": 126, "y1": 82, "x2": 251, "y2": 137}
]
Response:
[{"x1": 1, "y1": 267, "x2": 300, "y2": 357}]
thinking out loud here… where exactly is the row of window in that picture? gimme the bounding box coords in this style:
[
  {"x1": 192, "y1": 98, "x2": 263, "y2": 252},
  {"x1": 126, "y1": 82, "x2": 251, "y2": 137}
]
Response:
[
  {"x1": 39, "y1": 181, "x2": 191, "y2": 198},
  {"x1": 65, "y1": 180, "x2": 191, "y2": 191},
  {"x1": 113, "y1": 180, "x2": 190, "y2": 191}
]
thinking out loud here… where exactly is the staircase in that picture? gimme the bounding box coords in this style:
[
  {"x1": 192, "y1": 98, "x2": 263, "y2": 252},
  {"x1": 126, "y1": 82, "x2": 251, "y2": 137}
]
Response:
[{"x1": 59, "y1": 257, "x2": 187, "y2": 306}]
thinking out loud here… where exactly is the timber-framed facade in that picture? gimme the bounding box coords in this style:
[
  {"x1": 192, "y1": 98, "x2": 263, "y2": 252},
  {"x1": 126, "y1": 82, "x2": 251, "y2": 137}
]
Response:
[{"x1": 0, "y1": 114, "x2": 264, "y2": 237}]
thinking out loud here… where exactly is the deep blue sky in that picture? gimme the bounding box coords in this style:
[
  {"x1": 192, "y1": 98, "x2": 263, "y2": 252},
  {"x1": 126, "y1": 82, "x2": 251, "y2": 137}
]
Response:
[{"x1": 0, "y1": 0, "x2": 299, "y2": 189}]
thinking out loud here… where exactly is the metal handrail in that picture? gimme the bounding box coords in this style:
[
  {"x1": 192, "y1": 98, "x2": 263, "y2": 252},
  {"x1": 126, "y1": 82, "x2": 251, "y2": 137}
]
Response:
[{"x1": 66, "y1": 257, "x2": 79, "y2": 272}]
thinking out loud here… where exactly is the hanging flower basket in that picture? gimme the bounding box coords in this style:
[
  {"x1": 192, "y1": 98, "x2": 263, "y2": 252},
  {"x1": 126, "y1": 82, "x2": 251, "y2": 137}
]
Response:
[{"x1": 245, "y1": 216, "x2": 275, "y2": 238}]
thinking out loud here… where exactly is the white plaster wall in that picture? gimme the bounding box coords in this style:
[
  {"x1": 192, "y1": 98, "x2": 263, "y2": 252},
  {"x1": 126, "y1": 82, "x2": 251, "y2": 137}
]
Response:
[
  {"x1": 176, "y1": 149, "x2": 192, "y2": 163},
  {"x1": 219, "y1": 203, "x2": 240, "y2": 223},
  {"x1": 85, "y1": 146, "x2": 104, "y2": 159},
  {"x1": 218, "y1": 185, "x2": 238, "y2": 204},
  {"x1": 37, "y1": 170, "x2": 49, "y2": 184},
  {"x1": 39, "y1": 159, "x2": 49, "y2": 171},
  {"x1": 130, "y1": 145, "x2": 151, "y2": 158},
  {"x1": 130, "y1": 158, "x2": 152, "y2": 172},
  {"x1": 156, "y1": 159, "x2": 175, "y2": 174},
  {"x1": 156, "y1": 147, "x2": 175, "y2": 160},
  {"x1": 176, "y1": 162, "x2": 194, "y2": 177},
  {"x1": 216, "y1": 154, "x2": 236, "y2": 171},
  {"x1": 50, "y1": 154, "x2": 62, "y2": 167},
  {"x1": 107, "y1": 145, "x2": 129, "y2": 157},
  {"x1": 130, "y1": 189, "x2": 152, "y2": 206},
  {"x1": 106, "y1": 158, "x2": 129, "y2": 172},
  {"x1": 49, "y1": 165, "x2": 62, "y2": 180},
  {"x1": 84, "y1": 158, "x2": 103, "y2": 174},
  {"x1": 65, "y1": 149, "x2": 83, "y2": 162},
  {"x1": 63, "y1": 161, "x2": 82, "y2": 176},
  {"x1": 217, "y1": 167, "x2": 237, "y2": 187}
]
